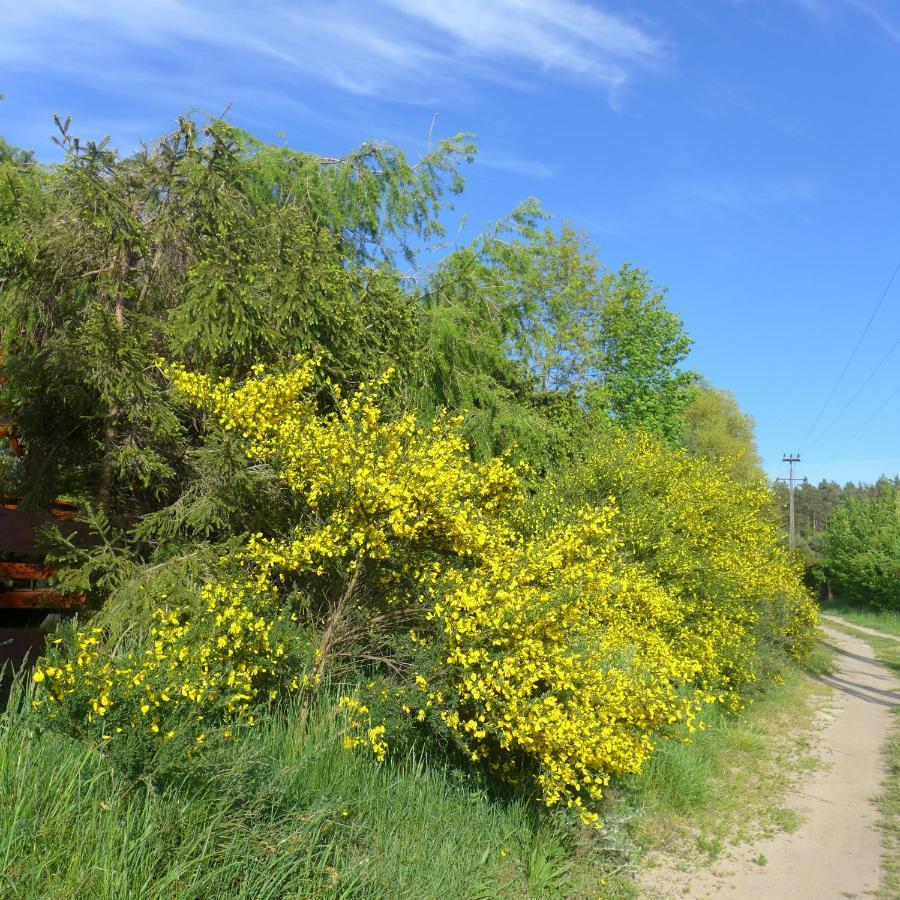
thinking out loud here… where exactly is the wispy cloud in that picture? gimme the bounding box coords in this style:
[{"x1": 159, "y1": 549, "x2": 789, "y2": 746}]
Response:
[
  {"x1": 847, "y1": 0, "x2": 900, "y2": 44},
  {"x1": 384, "y1": 0, "x2": 668, "y2": 92},
  {"x1": 1, "y1": 0, "x2": 671, "y2": 123},
  {"x1": 787, "y1": 0, "x2": 900, "y2": 42},
  {"x1": 788, "y1": 0, "x2": 832, "y2": 18},
  {"x1": 667, "y1": 174, "x2": 818, "y2": 224},
  {"x1": 710, "y1": 86, "x2": 805, "y2": 138},
  {"x1": 477, "y1": 151, "x2": 556, "y2": 178}
]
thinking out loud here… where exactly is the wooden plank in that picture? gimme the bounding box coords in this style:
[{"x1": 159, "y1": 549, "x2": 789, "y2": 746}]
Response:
[
  {"x1": 0, "y1": 504, "x2": 91, "y2": 554},
  {"x1": 0, "y1": 591, "x2": 80, "y2": 610},
  {"x1": 0, "y1": 561, "x2": 53, "y2": 580},
  {"x1": 0, "y1": 560, "x2": 84, "y2": 610}
]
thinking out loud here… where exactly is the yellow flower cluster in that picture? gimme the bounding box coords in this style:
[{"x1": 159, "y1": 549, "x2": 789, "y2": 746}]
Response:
[
  {"x1": 165, "y1": 356, "x2": 520, "y2": 571},
  {"x1": 408, "y1": 504, "x2": 707, "y2": 823},
  {"x1": 567, "y1": 430, "x2": 818, "y2": 707},
  {"x1": 168, "y1": 360, "x2": 814, "y2": 819},
  {"x1": 33, "y1": 581, "x2": 300, "y2": 745},
  {"x1": 338, "y1": 697, "x2": 388, "y2": 761}
]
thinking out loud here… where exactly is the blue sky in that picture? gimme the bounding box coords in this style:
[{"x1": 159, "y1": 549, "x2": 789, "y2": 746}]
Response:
[{"x1": 3, "y1": 0, "x2": 900, "y2": 485}]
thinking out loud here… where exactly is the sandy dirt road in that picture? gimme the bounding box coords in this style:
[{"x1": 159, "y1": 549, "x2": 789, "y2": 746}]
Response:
[
  {"x1": 641, "y1": 622, "x2": 899, "y2": 899},
  {"x1": 821, "y1": 614, "x2": 900, "y2": 643}
]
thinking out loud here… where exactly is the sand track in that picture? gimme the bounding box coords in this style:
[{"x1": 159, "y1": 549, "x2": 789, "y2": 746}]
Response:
[
  {"x1": 641, "y1": 621, "x2": 899, "y2": 899},
  {"x1": 821, "y1": 613, "x2": 900, "y2": 643}
]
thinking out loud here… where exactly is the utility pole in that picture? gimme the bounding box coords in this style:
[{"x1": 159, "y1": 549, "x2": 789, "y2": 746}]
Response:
[{"x1": 777, "y1": 454, "x2": 802, "y2": 550}]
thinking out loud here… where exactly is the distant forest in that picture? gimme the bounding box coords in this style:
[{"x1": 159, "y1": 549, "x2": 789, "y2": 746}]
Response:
[
  {"x1": 775, "y1": 476, "x2": 900, "y2": 607},
  {"x1": 774, "y1": 476, "x2": 900, "y2": 543}
]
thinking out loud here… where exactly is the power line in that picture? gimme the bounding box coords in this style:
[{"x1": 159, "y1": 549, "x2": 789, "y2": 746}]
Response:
[
  {"x1": 821, "y1": 381, "x2": 900, "y2": 466},
  {"x1": 799, "y1": 259, "x2": 900, "y2": 450},
  {"x1": 805, "y1": 330, "x2": 900, "y2": 451}
]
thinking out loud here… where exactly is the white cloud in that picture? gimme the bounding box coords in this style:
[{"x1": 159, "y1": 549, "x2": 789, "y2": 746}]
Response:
[
  {"x1": 787, "y1": 0, "x2": 900, "y2": 41},
  {"x1": 1, "y1": 0, "x2": 670, "y2": 112},
  {"x1": 668, "y1": 174, "x2": 818, "y2": 224},
  {"x1": 477, "y1": 151, "x2": 555, "y2": 178},
  {"x1": 383, "y1": 0, "x2": 667, "y2": 86}
]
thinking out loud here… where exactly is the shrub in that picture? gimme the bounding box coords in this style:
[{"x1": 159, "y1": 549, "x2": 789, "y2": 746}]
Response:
[
  {"x1": 32, "y1": 359, "x2": 816, "y2": 823},
  {"x1": 32, "y1": 579, "x2": 305, "y2": 780},
  {"x1": 562, "y1": 429, "x2": 817, "y2": 705},
  {"x1": 821, "y1": 488, "x2": 900, "y2": 610},
  {"x1": 35, "y1": 357, "x2": 521, "y2": 776},
  {"x1": 378, "y1": 503, "x2": 707, "y2": 825}
]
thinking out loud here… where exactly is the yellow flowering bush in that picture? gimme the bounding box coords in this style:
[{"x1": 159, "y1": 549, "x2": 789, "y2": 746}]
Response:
[
  {"x1": 34, "y1": 357, "x2": 520, "y2": 774},
  {"x1": 162, "y1": 356, "x2": 520, "y2": 563},
  {"x1": 33, "y1": 580, "x2": 304, "y2": 776},
  {"x1": 382, "y1": 504, "x2": 709, "y2": 823},
  {"x1": 563, "y1": 430, "x2": 818, "y2": 707},
  {"x1": 33, "y1": 358, "x2": 816, "y2": 821}
]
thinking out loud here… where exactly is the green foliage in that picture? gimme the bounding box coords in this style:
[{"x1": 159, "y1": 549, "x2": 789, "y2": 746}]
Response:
[
  {"x1": 773, "y1": 475, "x2": 900, "y2": 563},
  {"x1": 411, "y1": 205, "x2": 698, "y2": 471},
  {"x1": 496, "y1": 221, "x2": 607, "y2": 394},
  {"x1": 821, "y1": 487, "x2": 900, "y2": 610},
  {"x1": 411, "y1": 204, "x2": 572, "y2": 469},
  {"x1": 481, "y1": 216, "x2": 697, "y2": 425},
  {"x1": 578, "y1": 264, "x2": 697, "y2": 443},
  {"x1": 0, "y1": 128, "x2": 42, "y2": 338},
  {"x1": 0, "y1": 116, "x2": 469, "y2": 517},
  {"x1": 0, "y1": 110, "x2": 816, "y2": 891},
  {"x1": 1, "y1": 113, "x2": 702, "y2": 524},
  {"x1": 681, "y1": 383, "x2": 764, "y2": 482},
  {"x1": 0, "y1": 137, "x2": 34, "y2": 167}
]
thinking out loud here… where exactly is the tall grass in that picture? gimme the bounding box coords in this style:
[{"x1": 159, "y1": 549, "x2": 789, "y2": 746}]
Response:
[
  {"x1": 1, "y1": 644, "x2": 832, "y2": 899},
  {"x1": 0, "y1": 672, "x2": 595, "y2": 900}
]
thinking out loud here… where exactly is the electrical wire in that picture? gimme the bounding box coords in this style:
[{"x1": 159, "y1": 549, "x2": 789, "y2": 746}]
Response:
[
  {"x1": 820, "y1": 380, "x2": 900, "y2": 466},
  {"x1": 798, "y1": 259, "x2": 900, "y2": 450},
  {"x1": 805, "y1": 330, "x2": 900, "y2": 451}
]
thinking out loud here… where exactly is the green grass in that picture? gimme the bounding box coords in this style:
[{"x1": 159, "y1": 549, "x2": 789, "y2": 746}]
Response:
[
  {"x1": 821, "y1": 605, "x2": 900, "y2": 639},
  {"x1": 1, "y1": 673, "x2": 609, "y2": 900},
  {"x1": 0, "y1": 646, "x2": 836, "y2": 900},
  {"x1": 819, "y1": 615, "x2": 900, "y2": 900}
]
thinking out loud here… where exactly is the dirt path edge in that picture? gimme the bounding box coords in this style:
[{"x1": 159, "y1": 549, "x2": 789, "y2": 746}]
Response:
[{"x1": 639, "y1": 623, "x2": 899, "y2": 899}]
